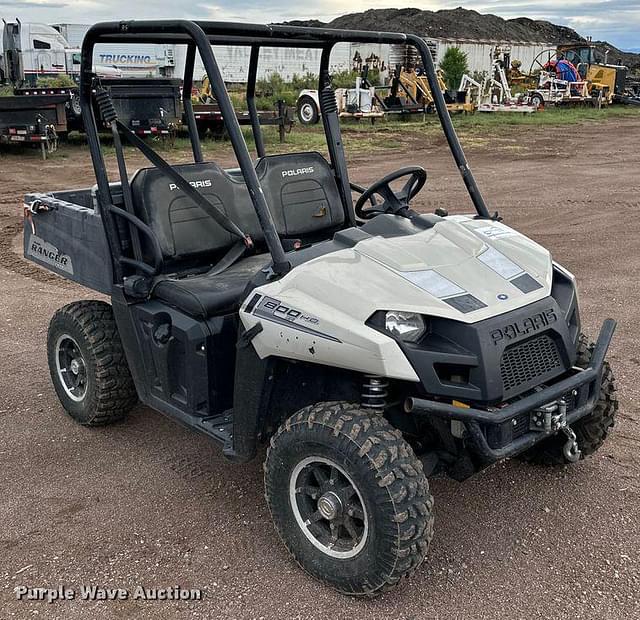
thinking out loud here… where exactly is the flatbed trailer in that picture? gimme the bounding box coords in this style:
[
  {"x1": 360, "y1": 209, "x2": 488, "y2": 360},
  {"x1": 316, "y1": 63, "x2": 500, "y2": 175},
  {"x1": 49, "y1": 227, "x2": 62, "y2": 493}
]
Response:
[
  {"x1": 15, "y1": 86, "x2": 83, "y2": 131},
  {"x1": 0, "y1": 94, "x2": 68, "y2": 159},
  {"x1": 191, "y1": 99, "x2": 293, "y2": 142}
]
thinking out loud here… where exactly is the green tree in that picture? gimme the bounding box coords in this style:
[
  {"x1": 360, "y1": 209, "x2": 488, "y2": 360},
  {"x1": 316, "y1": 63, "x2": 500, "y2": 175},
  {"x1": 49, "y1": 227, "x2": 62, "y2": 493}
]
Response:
[
  {"x1": 439, "y1": 47, "x2": 469, "y2": 90},
  {"x1": 329, "y1": 69, "x2": 358, "y2": 89}
]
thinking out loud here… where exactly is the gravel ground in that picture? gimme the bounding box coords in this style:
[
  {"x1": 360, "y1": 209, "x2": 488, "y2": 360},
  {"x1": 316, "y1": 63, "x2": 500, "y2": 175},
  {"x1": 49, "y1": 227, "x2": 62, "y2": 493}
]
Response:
[{"x1": 0, "y1": 117, "x2": 639, "y2": 619}]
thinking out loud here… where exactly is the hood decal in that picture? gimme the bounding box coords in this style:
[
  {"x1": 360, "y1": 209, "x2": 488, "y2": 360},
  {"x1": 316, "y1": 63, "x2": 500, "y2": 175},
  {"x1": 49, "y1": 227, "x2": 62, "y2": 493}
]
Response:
[
  {"x1": 476, "y1": 245, "x2": 543, "y2": 293},
  {"x1": 510, "y1": 273, "x2": 543, "y2": 294},
  {"x1": 399, "y1": 269, "x2": 488, "y2": 314},
  {"x1": 474, "y1": 223, "x2": 518, "y2": 240},
  {"x1": 444, "y1": 294, "x2": 487, "y2": 313},
  {"x1": 399, "y1": 269, "x2": 464, "y2": 298},
  {"x1": 477, "y1": 246, "x2": 523, "y2": 279}
]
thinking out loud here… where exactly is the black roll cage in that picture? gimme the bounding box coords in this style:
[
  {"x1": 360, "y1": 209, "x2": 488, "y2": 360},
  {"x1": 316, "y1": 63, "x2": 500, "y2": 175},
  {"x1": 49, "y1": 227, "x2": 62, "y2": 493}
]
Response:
[{"x1": 80, "y1": 20, "x2": 490, "y2": 283}]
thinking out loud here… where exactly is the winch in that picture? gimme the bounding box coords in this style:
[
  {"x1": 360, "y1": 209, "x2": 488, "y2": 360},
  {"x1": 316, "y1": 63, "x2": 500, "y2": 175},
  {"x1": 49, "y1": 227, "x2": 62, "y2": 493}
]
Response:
[{"x1": 530, "y1": 398, "x2": 581, "y2": 462}]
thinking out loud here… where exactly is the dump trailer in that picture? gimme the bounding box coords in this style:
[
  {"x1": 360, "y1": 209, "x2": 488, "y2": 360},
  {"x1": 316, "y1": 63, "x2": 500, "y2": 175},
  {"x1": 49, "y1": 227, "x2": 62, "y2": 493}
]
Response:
[
  {"x1": 0, "y1": 93, "x2": 67, "y2": 158},
  {"x1": 14, "y1": 85, "x2": 83, "y2": 131},
  {"x1": 101, "y1": 78, "x2": 182, "y2": 136},
  {"x1": 16, "y1": 78, "x2": 182, "y2": 135},
  {"x1": 191, "y1": 99, "x2": 293, "y2": 141}
]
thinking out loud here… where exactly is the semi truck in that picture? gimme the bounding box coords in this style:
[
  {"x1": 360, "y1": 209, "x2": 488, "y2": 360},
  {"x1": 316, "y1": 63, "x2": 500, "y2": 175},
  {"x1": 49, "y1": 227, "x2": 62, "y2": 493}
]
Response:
[{"x1": 1, "y1": 20, "x2": 80, "y2": 84}]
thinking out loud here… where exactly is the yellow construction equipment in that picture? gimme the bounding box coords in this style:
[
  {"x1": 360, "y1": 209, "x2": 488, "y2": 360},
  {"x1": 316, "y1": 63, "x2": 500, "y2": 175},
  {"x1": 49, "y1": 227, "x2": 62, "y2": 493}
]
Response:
[
  {"x1": 558, "y1": 44, "x2": 627, "y2": 104},
  {"x1": 393, "y1": 67, "x2": 474, "y2": 114}
]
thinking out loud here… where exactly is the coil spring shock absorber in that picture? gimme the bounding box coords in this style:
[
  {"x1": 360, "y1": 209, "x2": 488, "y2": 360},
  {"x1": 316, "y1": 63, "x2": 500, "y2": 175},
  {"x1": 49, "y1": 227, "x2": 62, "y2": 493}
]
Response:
[
  {"x1": 361, "y1": 375, "x2": 388, "y2": 411},
  {"x1": 95, "y1": 88, "x2": 118, "y2": 124}
]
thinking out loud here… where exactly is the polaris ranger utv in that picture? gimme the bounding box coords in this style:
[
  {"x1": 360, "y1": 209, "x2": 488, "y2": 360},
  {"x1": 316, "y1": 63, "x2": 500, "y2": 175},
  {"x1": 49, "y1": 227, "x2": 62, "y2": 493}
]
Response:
[{"x1": 23, "y1": 20, "x2": 618, "y2": 596}]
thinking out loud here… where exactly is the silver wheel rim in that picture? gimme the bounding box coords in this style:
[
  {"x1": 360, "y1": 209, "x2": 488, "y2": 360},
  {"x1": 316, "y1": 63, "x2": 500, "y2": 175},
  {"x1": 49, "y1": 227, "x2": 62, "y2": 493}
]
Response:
[
  {"x1": 289, "y1": 456, "x2": 369, "y2": 559},
  {"x1": 300, "y1": 102, "x2": 315, "y2": 123},
  {"x1": 54, "y1": 334, "x2": 88, "y2": 402}
]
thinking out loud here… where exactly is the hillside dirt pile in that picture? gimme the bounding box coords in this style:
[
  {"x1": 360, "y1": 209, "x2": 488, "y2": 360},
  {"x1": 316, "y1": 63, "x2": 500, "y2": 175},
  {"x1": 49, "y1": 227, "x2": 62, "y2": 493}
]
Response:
[{"x1": 287, "y1": 8, "x2": 640, "y2": 71}]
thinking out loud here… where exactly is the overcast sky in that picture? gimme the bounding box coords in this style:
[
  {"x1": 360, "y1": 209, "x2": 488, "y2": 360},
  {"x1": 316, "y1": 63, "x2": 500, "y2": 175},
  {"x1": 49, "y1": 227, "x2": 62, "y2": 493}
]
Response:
[{"x1": 1, "y1": 1, "x2": 638, "y2": 50}]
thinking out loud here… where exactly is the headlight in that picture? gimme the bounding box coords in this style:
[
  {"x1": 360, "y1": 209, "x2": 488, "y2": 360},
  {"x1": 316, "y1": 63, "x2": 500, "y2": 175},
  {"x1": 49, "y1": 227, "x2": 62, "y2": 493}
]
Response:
[{"x1": 384, "y1": 311, "x2": 426, "y2": 343}]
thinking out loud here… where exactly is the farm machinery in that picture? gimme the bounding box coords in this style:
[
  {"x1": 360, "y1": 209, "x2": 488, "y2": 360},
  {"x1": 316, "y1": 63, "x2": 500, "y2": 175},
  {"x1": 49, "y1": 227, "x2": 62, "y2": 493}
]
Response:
[
  {"x1": 297, "y1": 63, "x2": 470, "y2": 125},
  {"x1": 192, "y1": 75, "x2": 294, "y2": 140},
  {"x1": 459, "y1": 46, "x2": 537, "y2": 113}
]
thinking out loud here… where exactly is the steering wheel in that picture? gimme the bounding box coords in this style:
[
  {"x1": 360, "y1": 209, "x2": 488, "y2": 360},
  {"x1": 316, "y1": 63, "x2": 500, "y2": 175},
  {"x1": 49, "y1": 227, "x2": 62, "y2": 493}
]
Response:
[{"x1": 354, "y1": 167, "x2": 427, "y2": 220}]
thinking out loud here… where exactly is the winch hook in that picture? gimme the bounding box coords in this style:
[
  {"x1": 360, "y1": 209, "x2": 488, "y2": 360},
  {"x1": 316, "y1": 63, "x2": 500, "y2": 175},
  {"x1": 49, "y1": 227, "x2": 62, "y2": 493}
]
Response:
[{"x1": 561, "y1": 426, "x2": 581, "y2": 463}]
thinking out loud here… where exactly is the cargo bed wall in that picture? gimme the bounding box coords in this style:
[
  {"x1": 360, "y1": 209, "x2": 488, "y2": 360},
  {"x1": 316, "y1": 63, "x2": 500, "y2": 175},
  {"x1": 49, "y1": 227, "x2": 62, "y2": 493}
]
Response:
[{"x1": 23, "y1": 190, "x2": 113, "y2": 294}]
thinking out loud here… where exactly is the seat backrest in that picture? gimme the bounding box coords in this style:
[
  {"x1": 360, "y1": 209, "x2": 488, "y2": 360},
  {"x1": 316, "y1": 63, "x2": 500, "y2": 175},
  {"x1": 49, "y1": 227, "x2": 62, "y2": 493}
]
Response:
[
  {"x1": 256, "y1": 152, "x2": 345, "y2": 237},
  {"x1": 130, "y1": 161, "x2": 261, "y2": 261},
  {"x1": 129, "y1": 152, "x2": 345, "y2": 263}
]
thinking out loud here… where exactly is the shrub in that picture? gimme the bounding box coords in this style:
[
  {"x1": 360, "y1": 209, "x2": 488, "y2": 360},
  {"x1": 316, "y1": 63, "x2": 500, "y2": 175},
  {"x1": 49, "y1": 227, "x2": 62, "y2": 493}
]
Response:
[
  {"x1": 35, "y1": 75, "x2": 77, "y2": 88},
  {"x1": 439, "y1": 47, "x2": 469, "y2": 90}
]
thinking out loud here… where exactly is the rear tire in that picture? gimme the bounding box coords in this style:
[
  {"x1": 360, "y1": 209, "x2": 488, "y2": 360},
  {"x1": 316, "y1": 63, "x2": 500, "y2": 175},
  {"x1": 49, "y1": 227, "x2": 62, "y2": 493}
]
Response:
[
  {"x1": 264, "y1": 401, "x2": 434, "y2": 596},
  {"x1": 296, "y1": 95, "x2": 319, "y2": 125},
  {"x1": 47, "y1": 301, "x2": 138, "y2": 426},
  {"x1": 518, "y1": 334, "x2": 618, "y2": 466}
]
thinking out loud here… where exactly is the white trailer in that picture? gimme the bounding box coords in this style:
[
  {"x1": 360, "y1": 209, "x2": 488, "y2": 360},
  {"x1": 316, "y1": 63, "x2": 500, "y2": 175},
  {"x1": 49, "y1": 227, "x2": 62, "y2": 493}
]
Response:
[
  {"x1": 173, "y1": 43, "x2": 354, "y2": 83},
  {"x1": 53, "y1": 23, "x2": 175, "y2": 78},
  {"x1": 431, "y1": 38, "x2": 554, "y2": 78}
]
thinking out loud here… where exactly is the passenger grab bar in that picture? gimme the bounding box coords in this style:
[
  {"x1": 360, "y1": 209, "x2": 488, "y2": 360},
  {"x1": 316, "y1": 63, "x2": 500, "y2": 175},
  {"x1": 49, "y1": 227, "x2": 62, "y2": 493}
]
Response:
[{"x1": 107, "y1": 204, "x2": 164, "y2": 275}]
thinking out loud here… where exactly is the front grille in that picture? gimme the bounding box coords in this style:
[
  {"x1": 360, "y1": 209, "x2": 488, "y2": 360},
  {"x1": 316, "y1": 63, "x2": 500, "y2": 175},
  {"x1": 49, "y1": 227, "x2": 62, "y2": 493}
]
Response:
[{"x1": 500, "y1": 334, "x2": 563, "y2": 394}]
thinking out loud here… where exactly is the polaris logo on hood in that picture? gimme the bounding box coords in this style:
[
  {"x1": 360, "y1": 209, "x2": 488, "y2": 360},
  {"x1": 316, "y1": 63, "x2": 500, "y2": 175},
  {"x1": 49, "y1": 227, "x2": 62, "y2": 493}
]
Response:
[
  {"x1": 169, "y1": 179, "x2": 212, "y2": 191},
  {"x1": 282, "y1": 166, "x2": 314, "y2": 178}
]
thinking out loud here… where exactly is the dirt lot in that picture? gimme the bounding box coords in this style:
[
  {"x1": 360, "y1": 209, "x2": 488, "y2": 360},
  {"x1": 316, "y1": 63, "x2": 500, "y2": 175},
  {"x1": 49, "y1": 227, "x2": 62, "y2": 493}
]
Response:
[{"x1": 1, "y1": 117, "x2": 639, "y2": 619}]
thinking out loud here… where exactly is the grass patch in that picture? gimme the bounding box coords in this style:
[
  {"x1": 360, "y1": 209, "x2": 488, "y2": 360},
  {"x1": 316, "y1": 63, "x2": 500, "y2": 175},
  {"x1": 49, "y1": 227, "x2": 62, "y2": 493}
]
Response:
[{"x1": 53, "y1": 104, "x2": 640, "y2": 164}]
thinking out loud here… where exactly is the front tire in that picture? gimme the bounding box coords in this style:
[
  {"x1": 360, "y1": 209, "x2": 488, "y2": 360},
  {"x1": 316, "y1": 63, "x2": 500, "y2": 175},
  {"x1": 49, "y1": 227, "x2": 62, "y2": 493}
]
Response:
[
  {"x1": 264, "y1": 402, "x2": 434, "y2": 596},
  {"x1": 47, "y1": 301, "x2": 138, "y2": 426},
  {"x1": 519, "y1": 334, "x2": 618, "y2": 466}
]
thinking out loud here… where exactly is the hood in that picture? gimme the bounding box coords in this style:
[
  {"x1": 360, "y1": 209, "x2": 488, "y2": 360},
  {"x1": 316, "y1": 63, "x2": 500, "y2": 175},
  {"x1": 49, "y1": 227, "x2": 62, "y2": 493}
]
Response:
[{"x1": 262, "y1": 216, "x2": 555, "y2": 326}]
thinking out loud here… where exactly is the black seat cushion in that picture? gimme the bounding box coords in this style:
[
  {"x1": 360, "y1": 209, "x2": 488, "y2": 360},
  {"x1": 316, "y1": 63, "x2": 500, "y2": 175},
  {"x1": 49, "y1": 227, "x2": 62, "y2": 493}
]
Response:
[{"x1": 152, "y1": 254, "x2": 269, "y2": 318}]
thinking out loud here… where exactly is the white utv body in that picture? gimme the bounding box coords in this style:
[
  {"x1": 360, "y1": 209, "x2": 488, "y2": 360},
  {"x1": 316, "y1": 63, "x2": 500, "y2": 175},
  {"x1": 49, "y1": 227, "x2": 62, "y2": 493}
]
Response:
[
  {"x1": 23, "y1": 21, "x2": 618, "y2": 597},
  {"x1": 241, "y1": 216, "x2": 555, "y2": 380}
]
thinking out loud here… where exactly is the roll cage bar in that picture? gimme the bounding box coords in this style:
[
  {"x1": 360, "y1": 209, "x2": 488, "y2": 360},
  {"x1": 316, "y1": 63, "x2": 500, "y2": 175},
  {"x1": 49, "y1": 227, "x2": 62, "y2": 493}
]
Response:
[{"x1": 80, "y1": 20, "x2": 490, "y2": 282}]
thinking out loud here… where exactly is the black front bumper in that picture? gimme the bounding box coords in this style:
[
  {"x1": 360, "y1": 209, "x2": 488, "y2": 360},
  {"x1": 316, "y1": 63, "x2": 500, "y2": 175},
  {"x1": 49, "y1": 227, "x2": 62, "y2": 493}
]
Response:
[{"x1": 405, "y1": 319, "x2": 616, "y2": 462}]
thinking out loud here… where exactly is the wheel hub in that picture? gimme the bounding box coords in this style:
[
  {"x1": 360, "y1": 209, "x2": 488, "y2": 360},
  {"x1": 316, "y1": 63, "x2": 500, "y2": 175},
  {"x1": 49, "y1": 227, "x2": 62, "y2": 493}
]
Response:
[
  {"x1": 317, "y1": 491, "x2": 342, "y2": 520},
  {"x1": 69, "y1": 358, "x2": 82, "y2": 375},
  {"x1": 301, "y1": 104, "x2": 313, "y2": 121}
]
